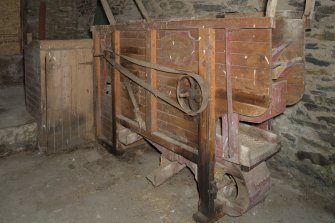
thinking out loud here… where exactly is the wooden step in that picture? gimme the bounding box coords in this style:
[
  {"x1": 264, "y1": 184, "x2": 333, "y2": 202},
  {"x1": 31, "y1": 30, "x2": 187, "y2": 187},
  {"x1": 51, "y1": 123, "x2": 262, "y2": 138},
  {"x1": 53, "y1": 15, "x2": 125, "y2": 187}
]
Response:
[{"x1": 238, "y1": 124, "x2": 280, "y2": 167}]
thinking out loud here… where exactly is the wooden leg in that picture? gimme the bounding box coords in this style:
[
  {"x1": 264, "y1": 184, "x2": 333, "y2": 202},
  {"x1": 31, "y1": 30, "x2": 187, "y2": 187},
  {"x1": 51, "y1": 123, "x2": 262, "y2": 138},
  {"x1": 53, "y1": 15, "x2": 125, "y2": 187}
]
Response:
[
  {"x1": 110, "y1": 30, "x2": 121, "y2": 153},
  {"x1": 197, "y1": 28, "x2": 217, "y2": 220}
]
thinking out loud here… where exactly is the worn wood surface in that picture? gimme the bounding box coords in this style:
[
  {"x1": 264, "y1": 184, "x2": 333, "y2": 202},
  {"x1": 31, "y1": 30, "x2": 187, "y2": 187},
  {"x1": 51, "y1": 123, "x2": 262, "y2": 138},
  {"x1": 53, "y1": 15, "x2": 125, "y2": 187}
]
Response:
[
  {"x1": 25, "y1": 40, "x2": 94, "y2": 153},
  {"x1": 92, "y1": 14, "x2": 307, "y2": 220},
  {"x1": 94, "y1": 32, "x2": 102, "y2": 138},
  {"x1": 197, "y1": 28, "x2": 216, "y2": 218},
  {"x1": 145, "y1": 30, "x2": 158, "y2": 132},
  {"x1": 272, "y1": 18, "x2": 305, "y2": 105}
]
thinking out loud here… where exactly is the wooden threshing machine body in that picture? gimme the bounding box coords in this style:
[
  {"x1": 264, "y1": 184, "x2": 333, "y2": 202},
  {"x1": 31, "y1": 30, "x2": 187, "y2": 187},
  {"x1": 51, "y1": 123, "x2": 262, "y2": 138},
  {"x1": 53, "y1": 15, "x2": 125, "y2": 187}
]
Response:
[{"x1": 92, "y1": 0, "x2": 314, "y2": 221}]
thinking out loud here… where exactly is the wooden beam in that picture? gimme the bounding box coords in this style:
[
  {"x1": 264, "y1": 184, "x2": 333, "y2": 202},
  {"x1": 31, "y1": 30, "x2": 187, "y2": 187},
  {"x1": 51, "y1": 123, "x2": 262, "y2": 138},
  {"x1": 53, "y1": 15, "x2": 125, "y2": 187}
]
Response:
[
  {"x1": 38, "y1": 1, "x2": 46, "y2": 40},
  {"x1": 266, "y1": 0, "x2": 278, "y2": 18},
  {"x1": 111, "y1": 31, "x2": 121, "y2": 150},
  {"x1": 304, "y1": 0, "x2": 315, "y2": 19},
  {"x1": 109, "y1": 17, "x2": 273, "y2": 31},
  {"x1": 197, "y1": 28, "x2": 216, "y2": 219},
  {"x1": 145, "y1": 30, "x2": 157, "y2": 132},
  {"x1": 100, "y1": 0, "x2": 116, "y2": 25},
  {"x1": 118, "y1": 116, "x2": 199, "y2": 163},
  {"x1": 147, "y1": 161, "x2": 186, "y2": 187},
  {"x1": 93, "y1": 32, "x2": 102, "y2": 139},
  {"x1": 134, "y1": 0, "x2": 151, "y2": 22}
]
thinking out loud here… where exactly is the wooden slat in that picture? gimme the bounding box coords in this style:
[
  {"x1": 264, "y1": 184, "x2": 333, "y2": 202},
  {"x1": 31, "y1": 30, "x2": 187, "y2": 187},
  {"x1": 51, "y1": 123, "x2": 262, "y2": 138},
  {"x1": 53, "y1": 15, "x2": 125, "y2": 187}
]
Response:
[
  {"x1": 94, "y1": 32, "x2": 102, "y2": 138},
  {"x1": 100, "y1": 0, "x2": 116, "y2": 25},
  {"x1": 118, "y1": 116, "x2": 198, "y2": 163},
  {"x1": 112, "y1": 31, "x2": 121, "y2": 148},
  {"x1": 111, "y1": 17, "x2": 273, "y2": 31},
  {"x1": 145, "y1": 30, "x2": 158, "y2": 132}
]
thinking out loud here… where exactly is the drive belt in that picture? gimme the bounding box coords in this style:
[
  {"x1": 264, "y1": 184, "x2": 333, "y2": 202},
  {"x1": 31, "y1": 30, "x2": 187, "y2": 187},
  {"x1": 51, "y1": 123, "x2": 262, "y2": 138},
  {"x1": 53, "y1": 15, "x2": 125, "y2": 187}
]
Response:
[{"x1": 101, "y1": 49, "x2": 209, "y2": 116}]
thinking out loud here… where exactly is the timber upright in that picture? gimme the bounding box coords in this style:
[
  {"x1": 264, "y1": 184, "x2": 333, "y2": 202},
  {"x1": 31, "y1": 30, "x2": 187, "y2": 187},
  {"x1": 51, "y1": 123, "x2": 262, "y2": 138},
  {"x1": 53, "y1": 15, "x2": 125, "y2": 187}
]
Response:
[{"x1": 92, "y1": 0, "x2": 315, "y2": 222}]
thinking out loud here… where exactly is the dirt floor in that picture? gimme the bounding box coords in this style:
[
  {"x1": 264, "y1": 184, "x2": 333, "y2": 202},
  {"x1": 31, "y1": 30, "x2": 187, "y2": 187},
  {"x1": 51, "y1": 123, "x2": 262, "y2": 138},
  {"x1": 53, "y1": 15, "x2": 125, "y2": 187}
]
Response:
[{"x1": 0, "y1": 143, "x2": 334, "y2": 223}]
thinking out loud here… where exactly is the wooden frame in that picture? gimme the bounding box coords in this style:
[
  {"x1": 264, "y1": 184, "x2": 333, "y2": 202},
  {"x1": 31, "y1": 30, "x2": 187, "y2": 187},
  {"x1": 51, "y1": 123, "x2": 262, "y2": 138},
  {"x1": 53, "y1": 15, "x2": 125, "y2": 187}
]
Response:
[{"x1": 92, "y1": 0, "x2": 312, "y2": 220}]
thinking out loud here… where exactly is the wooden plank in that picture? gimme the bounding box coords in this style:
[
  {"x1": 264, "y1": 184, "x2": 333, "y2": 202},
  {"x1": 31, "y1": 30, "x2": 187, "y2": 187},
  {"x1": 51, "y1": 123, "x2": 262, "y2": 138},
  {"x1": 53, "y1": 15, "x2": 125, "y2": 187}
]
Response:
[
  {"x1": 273, "y1": 18, "x2": 305, "y2": 105},
  {"x1": 118, "y1": 116, "x2": 198, "y2": 163},
  {"x1": 266, "y1": 0, "x2": 278, "y2": 18},
  {"x1": 121, "y1": 38, "x2": 146, "y2": 48},
  {"x1": 112, "y1": 31, "x2": 121, "y2": 149},
  {"x1": 134, "y1": 0, "x2": 151, "y2": 22},
  {"x1": 226, "y1": 29, "x2": 235, "y2": 158},
  {"x1": 111, "y1": 17, "x2": 273, "y2": 31},
  {"x1": 157, "y1": 120, "x2": 198, "y2": 148},
  {"x1": 197, "y1": 28, "x2": 216, "y2": 218},
  {"x1": 75, "y1": 48, "x2": 95, "y2": 141},
  {"x1": 38, "y1": 2, "x2": 46, "y2": 40},
  {"x1": 216, "y1": 28, "x2": 271, "y2": 42},
  {"x1": 145, "y1": 30, "x2": 158, "y2": 132},
  {"x1": 147, "y1": 161, "x2": 186, "y2": 187},
  {"x1": 100, "y1": 0, "x2": 116, "y2": 25},
  {"x1": 120, "y1": 31, "x2": 146, "y2": 39},
  {"x1": 39, "y1": 39, "x2": 93, "y2": 50},
  {"x1": 39, "y1": 48, "x2": 47, "y2": 151},
  {"x1": 94, "y1": 32, "x2": 102, "y2": 138}
]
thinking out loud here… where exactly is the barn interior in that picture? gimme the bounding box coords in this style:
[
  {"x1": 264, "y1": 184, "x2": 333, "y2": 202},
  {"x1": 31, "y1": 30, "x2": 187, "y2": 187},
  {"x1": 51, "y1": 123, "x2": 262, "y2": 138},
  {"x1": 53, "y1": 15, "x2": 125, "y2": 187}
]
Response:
[{"x1": 0, "y1": 0, "x2": 334, "y2": 223}]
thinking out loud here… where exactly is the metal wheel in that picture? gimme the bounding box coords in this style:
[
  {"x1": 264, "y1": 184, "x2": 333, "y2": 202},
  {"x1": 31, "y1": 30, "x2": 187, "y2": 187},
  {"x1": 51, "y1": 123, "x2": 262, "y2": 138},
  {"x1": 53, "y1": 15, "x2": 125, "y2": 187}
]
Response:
[{"x1": 176, "y1": 76, "x2": 203, "y2": 114}]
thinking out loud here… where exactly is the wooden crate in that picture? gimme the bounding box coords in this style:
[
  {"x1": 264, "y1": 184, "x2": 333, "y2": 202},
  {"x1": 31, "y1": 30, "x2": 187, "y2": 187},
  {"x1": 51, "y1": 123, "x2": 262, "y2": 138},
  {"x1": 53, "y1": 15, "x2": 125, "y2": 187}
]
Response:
[{"x1": 24, "y1": 39, "x2": 94, "y2": 153}]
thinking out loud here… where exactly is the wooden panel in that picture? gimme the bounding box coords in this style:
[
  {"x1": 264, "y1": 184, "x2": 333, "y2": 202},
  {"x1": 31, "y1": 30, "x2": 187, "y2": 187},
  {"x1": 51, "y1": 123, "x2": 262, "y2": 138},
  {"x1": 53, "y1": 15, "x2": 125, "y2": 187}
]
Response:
[
  {"x1": 44, "y1": 47, "x2": 94, "y2": 153},
  {"x1": 155, "y1": 29, "x2": 200, "y2": 146},
  {"x1": 94, "y1": 32, "x2": 102, "y2": 138},
  {"x1": 157, "y1": 29, "x2": 199, "y2": 71},
  {"x1": 273, "y1": 18, "x2": 305, "y2": 105},
  {"x1": 24, "y1": 42, "x2": 41, "y2": 121},
  {"x1": 215, "y1": 28, "x2": 272, "y2": 117},
  {"x1": 97, "y1": 31, "x2": 113, "y2": 142},
  {"x1": 120, "y1": 31, "x2": 146, "y2": 121}
]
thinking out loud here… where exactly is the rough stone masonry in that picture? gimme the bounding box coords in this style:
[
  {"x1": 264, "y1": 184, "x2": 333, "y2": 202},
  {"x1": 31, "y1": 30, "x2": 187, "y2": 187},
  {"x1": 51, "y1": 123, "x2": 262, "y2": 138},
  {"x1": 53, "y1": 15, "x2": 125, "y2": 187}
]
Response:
[{"x1": 271, "y1": 0, "x2": 335, "y2": 185}]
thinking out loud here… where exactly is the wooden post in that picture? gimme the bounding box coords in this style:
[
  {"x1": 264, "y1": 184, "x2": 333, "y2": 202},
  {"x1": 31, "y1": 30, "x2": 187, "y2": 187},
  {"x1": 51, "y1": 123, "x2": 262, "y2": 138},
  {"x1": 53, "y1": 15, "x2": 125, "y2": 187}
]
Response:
[
  {"x1": 112, "y1": 31, "x2": 121, "y2": 149},
  {"x1": 145, "y1": 30, "x2": 157, "y2": 132},
  {"x1": 196, "y1": 28, "x2": 216, "y2": 220},
  {"x1": 38, "y1": 1, "x2": 46, "y2": 40},
  {"x1": 100, "y1": 0, "x2": 116, "y2": 25},
  {"x1": 266, "y1": 0, "x2": 277, "y2": 18},
  {"x1": 134, "y1": 0, "x2": 151, "y2": 22},
  {"x1": 94, "y1": 32, "x2": 102, "y2": 138}
]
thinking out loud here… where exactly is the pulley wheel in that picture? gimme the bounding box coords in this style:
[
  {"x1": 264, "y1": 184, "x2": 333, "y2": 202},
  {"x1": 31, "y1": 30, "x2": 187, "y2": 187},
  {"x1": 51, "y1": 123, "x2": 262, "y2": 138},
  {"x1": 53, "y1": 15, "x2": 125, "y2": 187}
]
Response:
[{"x1": 176, "y1": 76, "x2": 203, "y2": 115}]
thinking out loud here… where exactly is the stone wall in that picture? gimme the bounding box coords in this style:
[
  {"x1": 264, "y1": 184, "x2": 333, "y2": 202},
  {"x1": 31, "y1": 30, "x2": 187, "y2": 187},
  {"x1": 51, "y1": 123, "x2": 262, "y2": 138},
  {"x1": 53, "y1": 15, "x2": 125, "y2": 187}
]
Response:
[
  {"x1": 0, "y1": 0, "x2": 22, "y2": 85},
  {"x1": 0, "y1": 55, "x2": 23, "y2": 85},
  {"x1": 271, "y1": 0, "x2": 335, "y2": 185},
  {"x1": 0, "y1": 0, "x2": 21, "y2": 55},
  {"x1": 24, "y1": 0, "x2": 96, "y2": 41},
  {"x1": 108, "y1": 0, "x2": 266, "y2": 22}
]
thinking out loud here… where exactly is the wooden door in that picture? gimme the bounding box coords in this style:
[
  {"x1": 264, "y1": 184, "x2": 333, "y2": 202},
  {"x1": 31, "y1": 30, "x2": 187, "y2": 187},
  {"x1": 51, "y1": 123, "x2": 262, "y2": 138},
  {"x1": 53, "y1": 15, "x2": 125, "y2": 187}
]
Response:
[{"x1": 43, "y1": 41, "x2": 94, "y2": 153}]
